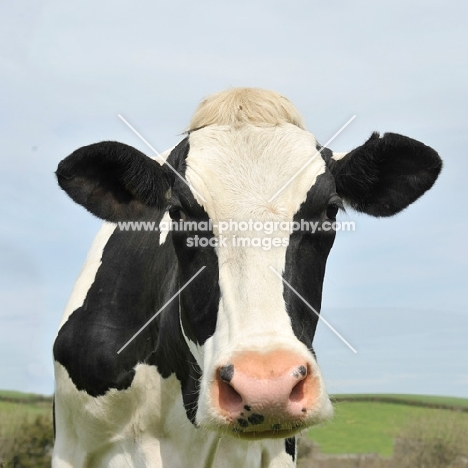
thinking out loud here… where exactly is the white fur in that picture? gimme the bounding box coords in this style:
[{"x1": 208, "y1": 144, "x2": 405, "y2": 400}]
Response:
[
  {"x1": 53, "y1": 363, "x2": 295, "y2": 468},
  {"x1": 184, "y1": 124, "x2": 333, "y2": 430}
]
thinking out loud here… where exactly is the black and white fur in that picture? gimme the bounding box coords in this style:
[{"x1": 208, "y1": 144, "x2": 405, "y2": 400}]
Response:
[{"x1": 52, "y1": 88, "x2": 441, "y2": 467}]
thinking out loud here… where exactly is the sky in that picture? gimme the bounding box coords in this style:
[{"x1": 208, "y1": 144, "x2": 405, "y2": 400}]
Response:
[{"x1": 1, "y1": 0, "x2": 467, "y2": 397}]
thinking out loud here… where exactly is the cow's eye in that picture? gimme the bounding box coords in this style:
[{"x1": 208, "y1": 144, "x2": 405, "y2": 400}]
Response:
[
  {"x1": 325, "y1": 203, "x2": 340, "y2": 220},
  {"x1": 169, "y1": 208, "x2": 187, "y2": 222},
  {"x1": 325, "y1": 196, "x2": 343, "y2": 220}
]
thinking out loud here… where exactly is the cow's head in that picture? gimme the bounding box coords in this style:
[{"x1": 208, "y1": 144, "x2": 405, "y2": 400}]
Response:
[{"x1": 56, "y1": 88, "x2": 441, "y2": 439}]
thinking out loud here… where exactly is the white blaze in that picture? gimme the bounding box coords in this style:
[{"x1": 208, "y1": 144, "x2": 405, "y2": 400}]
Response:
[{"x1": 185, "y1": 124, "x2": 326, "y2": 365}]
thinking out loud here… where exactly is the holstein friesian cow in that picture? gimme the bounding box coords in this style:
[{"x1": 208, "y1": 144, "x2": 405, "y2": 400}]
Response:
[{"x1": 53, "y1": 88, "x2": 442, "y2": 467}]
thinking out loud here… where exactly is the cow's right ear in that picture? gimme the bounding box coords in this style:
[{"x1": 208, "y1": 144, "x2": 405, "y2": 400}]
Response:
[
  {"x1": 328, "y1": 132, "x2": 442, "y2": 217},
  {"x1": 56, "y1": 141, "x2": 173, "y2": 222}
]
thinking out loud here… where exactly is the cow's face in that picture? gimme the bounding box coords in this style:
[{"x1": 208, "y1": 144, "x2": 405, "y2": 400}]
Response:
[
  {"x1": 56, "y1": 89, "x2": 441, "y2": 439},
  {"x1": 169, "y1": 125, "x2": 336, "y2": 437}
]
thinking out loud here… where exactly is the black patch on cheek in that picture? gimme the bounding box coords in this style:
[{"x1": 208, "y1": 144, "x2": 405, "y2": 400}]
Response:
[
  {"x1": 283, "y1": 171, "x2": 337, "y2": 348},
  {"x1": 285, "y1": 437, "x2": 296, "y2": 461},
  {"x1": 177, "y1": 233, "x2": 220, "y2": 346},
  {"x1": 244, "y1": 405, "x2": 251, "y2": 412},
  {"x1": 170, "y1": 137, "x2": 221, "y2": 347},
  {"x1": 219, "y1": 364, "x2": 234, "y2": 383},
  {"x1": 247, "y1": 413, "x2": 264, "y2": 425}
]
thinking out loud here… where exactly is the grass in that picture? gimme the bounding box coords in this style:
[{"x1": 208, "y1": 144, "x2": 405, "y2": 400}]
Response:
[
  {"x1": 0, "y1": 390, "x2": 38, "y2": 400},
  {"x1": 333, "y1": 393, "x2": 468, "y2": 409},
  {"x1": 1, "y1": 390, "x2": 468, "y2": 459},
  {"x1": 308, "y1": 395, "x2": 468, "y2": 457},
  {"x1": 0, "y1": 389, "x2": 53, "y2": 402},
  {"x1": 0, "y1": 392, "x2": 52, "y2": 437},
  {"x1": 0, "y1": 391, "x2": 54, "y2": 467}
]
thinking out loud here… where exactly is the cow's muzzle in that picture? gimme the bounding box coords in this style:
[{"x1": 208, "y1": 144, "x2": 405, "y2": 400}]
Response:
[{"x1": 210, "y1": 350, "x2": 330, "y2": 438}]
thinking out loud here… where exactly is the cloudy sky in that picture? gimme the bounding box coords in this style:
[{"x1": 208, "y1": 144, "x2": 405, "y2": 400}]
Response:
[{"x1": 1, "y1": 0, "x2": 467, "y2": 397}]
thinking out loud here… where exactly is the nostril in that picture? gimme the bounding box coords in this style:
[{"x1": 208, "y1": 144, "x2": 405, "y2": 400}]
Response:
[
  {"x1": 217, "y1": 365, "x2": 243, "y2": 412},
  {"x1": 218, "y1": 379, "x2": 243, "y2": 412},
  {"x1": 289, "y1": 378, "x2": 305, "y2": 403},
  {"x1": 219, "y1": 364, "x2": 234, "y2": 383},
  {"x1": 290, "y1": 365, "x2": 308, "y2": 403}
]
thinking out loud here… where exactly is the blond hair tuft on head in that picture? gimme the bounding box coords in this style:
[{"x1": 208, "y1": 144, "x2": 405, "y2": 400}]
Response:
[{"x1": 188, "y1": 88, "x2": 306, "y2": 131}]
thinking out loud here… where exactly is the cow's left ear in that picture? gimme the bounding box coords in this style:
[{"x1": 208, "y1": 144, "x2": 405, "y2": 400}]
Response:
[
  {"x1": 328, "y1": 132, "x2": 442, "y2": 217},
  {"x1": 56, "y1": 141, "x2": 174, "y2": 222}
]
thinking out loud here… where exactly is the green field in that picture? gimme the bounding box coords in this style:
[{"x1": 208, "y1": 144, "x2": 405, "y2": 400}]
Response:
[
  {"x1": 1, "y1": 390, "x2": 468, "y2": 459},
  {"x1": 332, "y1": 393, "x2": 468, "y2": 409},
  {"x1": 308, "y1": 394, "x2": 468, "y2": 457},
  {"x1": 0, "y1": 391, "x2": 54, "y2": 467},
  {"x1": 0, "y1": 390, "x2": 53, "y2": 437}
]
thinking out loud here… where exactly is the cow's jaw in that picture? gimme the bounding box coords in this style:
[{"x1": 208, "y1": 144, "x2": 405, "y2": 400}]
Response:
[{"x1": 180, "y1": 123, "x2": 334, "y2": 437}]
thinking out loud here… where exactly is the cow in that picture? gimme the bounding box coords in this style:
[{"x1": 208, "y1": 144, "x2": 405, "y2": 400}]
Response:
[{"x1": 52, "y1": 88, "x2": 442, "y2": 467}]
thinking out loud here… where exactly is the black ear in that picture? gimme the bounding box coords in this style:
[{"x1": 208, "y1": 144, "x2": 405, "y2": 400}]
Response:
[
  {"x1": 329, "y1": 132, "x2": 442, "y2": 217},
  {"x1": 56, "y1": 141, "x2": 173, "y2": 222}
]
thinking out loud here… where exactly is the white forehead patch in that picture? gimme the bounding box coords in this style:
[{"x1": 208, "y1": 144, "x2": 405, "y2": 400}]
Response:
[{"x1": 185, "y1": 123, "x2": 326, "y2": 224}]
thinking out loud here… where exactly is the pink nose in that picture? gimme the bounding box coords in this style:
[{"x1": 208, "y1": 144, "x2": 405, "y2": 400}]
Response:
[{"x1": 212, "y1": 351, "x2": 319, "y2": 432}]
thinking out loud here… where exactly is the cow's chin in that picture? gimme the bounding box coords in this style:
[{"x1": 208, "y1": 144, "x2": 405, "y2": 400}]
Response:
[
  {"x1": 198, "y1": 410, "x2": 333, "y2": 441},
  {"x1": 228, "y1": 426, "x2": 305, "y2": 440},
  {"x1": 197, "y1": 420, "x2": 306, "y2": 440}
]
